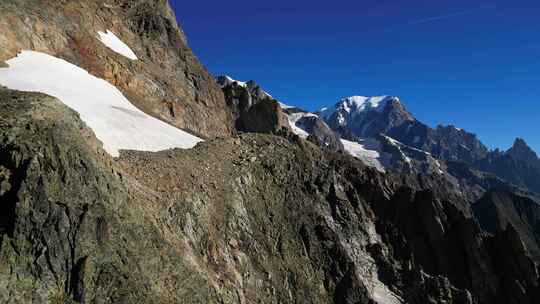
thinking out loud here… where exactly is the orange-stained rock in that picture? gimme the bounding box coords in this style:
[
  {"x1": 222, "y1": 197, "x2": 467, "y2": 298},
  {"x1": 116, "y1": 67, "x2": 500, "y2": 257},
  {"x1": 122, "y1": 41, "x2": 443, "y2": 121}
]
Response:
[{"x1": 0, "y1": 0, "x2": 234, "y2": 139}]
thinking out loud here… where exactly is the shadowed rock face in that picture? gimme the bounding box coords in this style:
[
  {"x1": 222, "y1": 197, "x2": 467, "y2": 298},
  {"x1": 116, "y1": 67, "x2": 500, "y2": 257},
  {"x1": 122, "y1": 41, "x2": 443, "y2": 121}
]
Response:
[
  {"x1": 299, "y1": 116, "x2": 345, "y2": 152},
  {"x1": 217, "y1": 75, "x2": 345, "y2": 153},
  {"x1": 282, "y1": 107, "x2": 345, "y2": 152},
  {"x1": 508, "y1": 138, "x2": 540, "y2": 169},
  {"x1": 474, "y1": 152, "x2": 540, "y2": 195},
  {"x1": 473, "y1": 138, "x2": 540, "y2": 195},
  {"x1": 474, "y1": 190, "x2": 540, "y2": 261},
  {"x1": 0, "y1": 0, "x2": 234, "y2": 139},
  {"x1": 217, "y1": 77, "x2": 291, "y2": 134},
  {"x1": 2, "y1": 87, "x2": 540, "y2": 303}
]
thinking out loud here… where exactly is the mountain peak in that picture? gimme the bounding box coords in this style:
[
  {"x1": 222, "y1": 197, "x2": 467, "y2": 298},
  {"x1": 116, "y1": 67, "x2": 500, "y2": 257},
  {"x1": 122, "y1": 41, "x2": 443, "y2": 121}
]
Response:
[
  {"x1": 337, "y1": 95, "x2": 398, "y2": 114},
  {"x1": 512, "y1": 138, "x2": 532, "y2": 150},
  {"x1": 318, "y1": 95, "x2": 414, "y2": 138},
  {"x1": 507, "y1": 138, "x2": 538, "y2": 165}
]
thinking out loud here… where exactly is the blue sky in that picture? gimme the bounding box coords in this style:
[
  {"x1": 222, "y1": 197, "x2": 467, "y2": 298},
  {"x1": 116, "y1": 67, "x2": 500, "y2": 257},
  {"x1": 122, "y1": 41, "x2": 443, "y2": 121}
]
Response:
[{"x1": 170, "y1": 0, "x2": 540, "y2": 153}]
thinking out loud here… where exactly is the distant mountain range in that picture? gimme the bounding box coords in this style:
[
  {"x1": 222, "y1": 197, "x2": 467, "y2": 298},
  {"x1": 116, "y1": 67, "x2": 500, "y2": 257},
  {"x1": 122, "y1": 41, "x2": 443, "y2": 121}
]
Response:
[
  {"x1": 221, "y1": 76, "x2": 540, "y2": 195},
  {"x1": 218, "y1": 75, "x2": 540, "y2": 270}
]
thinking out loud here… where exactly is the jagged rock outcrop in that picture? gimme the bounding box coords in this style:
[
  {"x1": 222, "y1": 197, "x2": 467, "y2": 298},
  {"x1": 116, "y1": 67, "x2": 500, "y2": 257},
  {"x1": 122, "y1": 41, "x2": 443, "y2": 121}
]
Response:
[
  {"x1": 2, "y1": 86, "x2": 540, "y2": 303},
  {"x1": 474, "y1": 189, "x2": 540, "y2": 261},
  {"x1": 0, "y1": 0, "x2": 234, "y2": 138},
  {"x1": 508, "y1": 138, "x2": 540, "y2": 169},
  {"x1": 282, "y1": 107, "x2": 345, "y2": 152},
  {"x1": 217, "y1": 76, "x2": 290, "y2": 134},
  {"x1": 474, "y1": 139, "x2": 540, "y2": 194},
  {"x1": 475, "y1": 153, "x2": 540, "y2": 195}
]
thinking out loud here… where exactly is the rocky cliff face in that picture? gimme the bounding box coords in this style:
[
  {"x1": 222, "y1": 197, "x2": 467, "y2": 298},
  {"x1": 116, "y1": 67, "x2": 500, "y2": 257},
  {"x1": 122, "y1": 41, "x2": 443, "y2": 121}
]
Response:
[
  {"x1": 0, "y1": 0, "x2": 234, "y2": 138},
  {"x1": 217, "y1": 76, "x2": 290, "y2": 134},
  {"x1": 0, "y1": 88, "x2": 217, "y2": 303},
  {"x1": 474, "y1": 189, "x2": 540, "y2": 261},
  {"x1": 508, "y1": 138, "x2": 540, "y2": 169},
  {"x1": 475, "y1": 149, "x2": 540, "y2": 195}
]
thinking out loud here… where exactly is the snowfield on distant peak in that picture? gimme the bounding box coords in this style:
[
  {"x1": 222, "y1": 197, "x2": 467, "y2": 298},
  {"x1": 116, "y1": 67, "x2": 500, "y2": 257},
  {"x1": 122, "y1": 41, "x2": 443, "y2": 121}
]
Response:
[
  {"x1": 341, "y1": 96, "x2": 392, "y2": 113},
  {"x1": 98, "y1": 30, "x2": 138, "y2": 60},
  {"x1": 0, "y1": 51, "x2": 202, "y2": 157},
  {"x1": 319, "y1": 95, "x2": 398, "y2": 120}
]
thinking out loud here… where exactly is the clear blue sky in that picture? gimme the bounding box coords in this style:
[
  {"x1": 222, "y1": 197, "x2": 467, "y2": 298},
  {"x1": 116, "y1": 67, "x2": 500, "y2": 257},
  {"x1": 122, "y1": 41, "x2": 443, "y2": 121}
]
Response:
[{"x1": 170, "y1": 0, "x2": 540, "y2": 153}]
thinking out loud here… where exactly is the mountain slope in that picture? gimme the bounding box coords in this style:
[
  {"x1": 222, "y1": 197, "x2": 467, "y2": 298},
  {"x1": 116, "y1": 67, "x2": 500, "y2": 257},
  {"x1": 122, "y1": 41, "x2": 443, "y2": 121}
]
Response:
[
  {"x1": 2, "y1": 1, "x2": 540, "y2": 303},
  {"x1": 2, "y1": 87, "x2": 540, "y2": 303},
  {"x1": 0, "y1": 0, "x2": 234, "y2": 138}
]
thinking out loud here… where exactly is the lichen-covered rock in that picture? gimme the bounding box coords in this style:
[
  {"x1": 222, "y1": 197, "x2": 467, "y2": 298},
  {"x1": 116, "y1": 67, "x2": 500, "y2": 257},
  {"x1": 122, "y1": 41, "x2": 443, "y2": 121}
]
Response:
[{"x1": 0, "y1": 88, "x2": 216, "y2": 303}]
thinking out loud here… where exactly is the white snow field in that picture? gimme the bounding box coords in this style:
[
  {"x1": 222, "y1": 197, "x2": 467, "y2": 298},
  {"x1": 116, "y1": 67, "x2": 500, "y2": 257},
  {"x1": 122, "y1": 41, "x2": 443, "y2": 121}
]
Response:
[
  {"x1": 97, "y1": 30, "x2": 138, "y2": 60},
  {"x1": 286, "y1": 112, "x2": 318, "y2": 139},
  {"x1": 341, "y1": 139, "x2": 386, "y2": 172},
  {"x1": 0, "y1": 50, "x2": 202, "y2": 157}
]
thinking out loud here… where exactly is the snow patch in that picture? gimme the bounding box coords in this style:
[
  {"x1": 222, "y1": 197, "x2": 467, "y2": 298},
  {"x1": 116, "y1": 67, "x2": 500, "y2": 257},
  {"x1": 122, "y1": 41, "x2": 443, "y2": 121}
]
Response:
[
  {"x1": 372, "y1": 281, "x2": 403, "y2": 304},
  {"x1": 97, "y1": 30, "x2": 138, "y2": 60},
  {"x1": 0, "y1": 51, "x2": 202, "y2": 157},
  {"x1": 341, "y1": 96, "x2": 392, "y2": 113},
  {"x1": 287, "y1": 112, "x2": 318, "y2": 139},
  {"x1": 341, "y1": 139, "x2": 385, "y2": 172},
  {"x1": 222, "y1": 75, "x2": 247, "y2": 88},
  {"x1": 383, "y1": 136, "x2": 412, "y2": 164},
  {"x1": 278, "y1": 101, "x2": 295, "y2": 109}
]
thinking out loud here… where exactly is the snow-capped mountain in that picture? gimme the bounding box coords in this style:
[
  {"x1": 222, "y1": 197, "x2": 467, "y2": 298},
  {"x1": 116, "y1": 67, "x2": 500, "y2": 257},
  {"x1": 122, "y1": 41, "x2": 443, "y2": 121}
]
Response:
[
  {"x1": 217, "y1": 79, "x2": 540, "y2": 194},
  {"x1": 319, "y1": 95, "x2": 396, "y2": 121},
  {"x1": 318, "y1": 95, "x2": 414, "y2": 139}
]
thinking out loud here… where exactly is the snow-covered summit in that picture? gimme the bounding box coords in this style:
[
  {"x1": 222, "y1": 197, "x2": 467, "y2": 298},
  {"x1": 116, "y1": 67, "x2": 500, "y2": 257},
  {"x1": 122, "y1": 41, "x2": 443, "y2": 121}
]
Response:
[{"x1": 320, "y1": 95, "x2": 398, "y2": 119}]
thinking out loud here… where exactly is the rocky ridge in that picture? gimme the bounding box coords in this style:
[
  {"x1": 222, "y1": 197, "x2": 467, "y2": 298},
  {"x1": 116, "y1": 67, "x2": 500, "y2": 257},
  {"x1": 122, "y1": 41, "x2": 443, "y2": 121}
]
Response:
[{"x1": 2, "y1": 87, "x2": 540, "y2": 303}]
